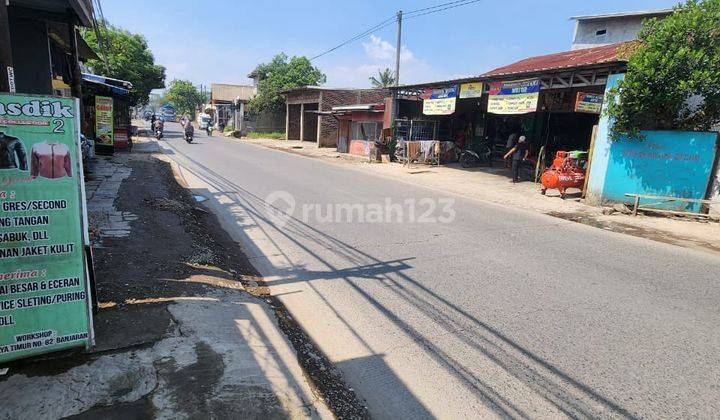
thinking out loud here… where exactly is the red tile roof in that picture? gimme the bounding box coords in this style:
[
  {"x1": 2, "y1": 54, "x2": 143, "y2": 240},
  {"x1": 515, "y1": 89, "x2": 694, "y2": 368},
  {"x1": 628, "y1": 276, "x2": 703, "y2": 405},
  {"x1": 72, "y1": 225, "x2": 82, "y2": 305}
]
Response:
[{"x1": 482, "y1": 42, "x2": 631, "y2": 78}]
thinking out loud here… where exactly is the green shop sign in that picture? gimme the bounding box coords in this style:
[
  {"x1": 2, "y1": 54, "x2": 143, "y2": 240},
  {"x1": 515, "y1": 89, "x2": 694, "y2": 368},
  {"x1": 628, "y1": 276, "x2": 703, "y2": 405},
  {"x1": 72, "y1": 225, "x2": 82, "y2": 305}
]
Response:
[{"x1": 0, "y1": 93, "x2": 93, "y2": 363}]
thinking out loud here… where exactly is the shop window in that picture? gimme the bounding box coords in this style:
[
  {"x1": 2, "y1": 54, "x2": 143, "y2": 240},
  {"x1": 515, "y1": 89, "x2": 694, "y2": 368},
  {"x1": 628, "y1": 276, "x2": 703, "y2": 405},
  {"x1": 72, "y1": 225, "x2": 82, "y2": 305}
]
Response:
[
  {"x1": 595, "y1": 29, "x2": 607, "y2": 36},
  {"x1": 350, "y1": 121, "x2": 381, "y2": 141}
]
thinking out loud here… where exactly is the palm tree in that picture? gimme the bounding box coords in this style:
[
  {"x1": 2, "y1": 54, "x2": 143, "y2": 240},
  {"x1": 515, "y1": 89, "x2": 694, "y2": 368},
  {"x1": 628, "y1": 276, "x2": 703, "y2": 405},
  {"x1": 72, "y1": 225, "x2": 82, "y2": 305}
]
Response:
[{"x1": 369, "y1": 68, "x2": 396, "y2": 88}]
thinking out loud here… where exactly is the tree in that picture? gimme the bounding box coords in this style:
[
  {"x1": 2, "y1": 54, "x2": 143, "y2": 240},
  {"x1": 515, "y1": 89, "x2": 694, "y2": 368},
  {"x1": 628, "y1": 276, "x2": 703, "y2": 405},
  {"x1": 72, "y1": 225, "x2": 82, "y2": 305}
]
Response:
[
  {"x1": 164, "y1": 80, "x2": 205, "y2": 118},
  {"x1": 82, "y1": 21, "x2": 166, "y2": 105},
  {"x1": 605, "y1": 0, "x2": 720, "y2": 138},
  {"x1": 369, "y1": 68, "x2": 396, "y2": 88},
  {"x1": 248, "y1": 53, "x2": 326, "y2": 114}
]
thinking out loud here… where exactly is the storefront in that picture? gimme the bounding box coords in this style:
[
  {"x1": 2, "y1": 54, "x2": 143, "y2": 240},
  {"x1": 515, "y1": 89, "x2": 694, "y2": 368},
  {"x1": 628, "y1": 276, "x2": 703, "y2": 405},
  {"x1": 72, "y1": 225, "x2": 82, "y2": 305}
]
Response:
[
  {"x1": 389, "y1": 42, "x2": 628, "y2": 172},
  {"x1": 479, "y1": 42, "x2": 627, "y2": 175},
  {"x1": 392, "y1": 81, "x2": 487, "y2": 163},
  {"x1": 329, "y1": 103, "x2": 388, "y2": 158},
  {"x1": 80, "y1": 73, "x2": 133, "y2": 154}
]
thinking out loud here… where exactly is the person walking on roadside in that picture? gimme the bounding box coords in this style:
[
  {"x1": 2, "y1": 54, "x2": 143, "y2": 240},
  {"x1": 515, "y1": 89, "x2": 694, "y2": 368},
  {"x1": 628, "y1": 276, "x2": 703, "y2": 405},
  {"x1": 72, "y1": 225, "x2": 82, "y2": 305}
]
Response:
[
  {"x1": 504, "y1": 135, "x2": 529, "y2": 183},
  {"x1": 504, "y1": 128, "x2": 519, "y2": 168}
]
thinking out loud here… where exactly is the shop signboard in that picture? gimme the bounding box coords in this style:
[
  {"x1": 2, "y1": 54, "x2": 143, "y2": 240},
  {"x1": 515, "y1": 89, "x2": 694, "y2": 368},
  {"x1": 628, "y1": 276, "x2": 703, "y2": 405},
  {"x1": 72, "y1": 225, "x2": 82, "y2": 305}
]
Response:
[
  {"x1": 487, "y1": 79, "x2": 540, "y2": 114},
  {"x1": 574, "y1": 92, "x2": 603, "y2": 114},
  {"x1": 459, "y1": 82, "x2": 484, "y2": 99},
  {"x1": 95, "y1": 96, "x2": 113, "y2": 146},
  {"x1": 0, "y1": 93, "x2": 93, "y2": 363},
  {"x1": 423, "y1": 86, "x2": 457, "y2": 115}
]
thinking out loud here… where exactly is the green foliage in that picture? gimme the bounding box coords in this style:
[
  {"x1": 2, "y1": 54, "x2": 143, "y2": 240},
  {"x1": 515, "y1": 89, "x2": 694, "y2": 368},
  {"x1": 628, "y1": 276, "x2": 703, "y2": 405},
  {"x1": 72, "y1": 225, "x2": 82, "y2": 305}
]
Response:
[
  {"x1": 605, "y1": 0, "x2": 720, "y2": 138},
  {"x1": 164, "y1": 80, "x2": 205, "y2": 118},
  {"x1": 246, "y1": 131, "x2": 285, "y2": 140},
  {"x1": 247, "y1": 53, "x2": 326, "y2": 114},
  {"x1": 82, "y1": 22, "x2": 165, "y2": 105},
  {"x1": 369, "y1": 68, "x2": 396, "y2": 88}
]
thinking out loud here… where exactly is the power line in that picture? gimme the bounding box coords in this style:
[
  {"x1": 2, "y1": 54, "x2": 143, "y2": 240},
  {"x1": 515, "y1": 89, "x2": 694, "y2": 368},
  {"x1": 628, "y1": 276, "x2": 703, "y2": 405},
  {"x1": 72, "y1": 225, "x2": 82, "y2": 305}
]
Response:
[
  {"x1": 404, "y1": 0, "x2": 477, "y2": 16},
  {"x1": 309, "y1": 0, "x2": 482, "y2": 61},
  {"x1": 310, "y1": 15, "x2": 397, "y2": 61},
  {"x1": 405, "y1": 0, "x2": 483, "y2": 20}
]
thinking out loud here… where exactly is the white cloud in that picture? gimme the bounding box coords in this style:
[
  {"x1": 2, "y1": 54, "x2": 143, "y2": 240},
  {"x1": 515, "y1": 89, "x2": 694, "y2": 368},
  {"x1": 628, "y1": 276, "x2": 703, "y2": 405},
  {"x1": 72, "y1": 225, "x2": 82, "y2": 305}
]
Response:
[{"x1": 325, "y1": 34, "x2": 439, "y2": 88}]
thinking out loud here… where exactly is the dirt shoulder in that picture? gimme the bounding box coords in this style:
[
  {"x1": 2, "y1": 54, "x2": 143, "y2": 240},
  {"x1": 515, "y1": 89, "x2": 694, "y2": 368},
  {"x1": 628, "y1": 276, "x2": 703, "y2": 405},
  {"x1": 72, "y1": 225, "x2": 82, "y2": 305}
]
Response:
[{"x1": 0, "y1": 144, "x2": 366, "y2": 418}]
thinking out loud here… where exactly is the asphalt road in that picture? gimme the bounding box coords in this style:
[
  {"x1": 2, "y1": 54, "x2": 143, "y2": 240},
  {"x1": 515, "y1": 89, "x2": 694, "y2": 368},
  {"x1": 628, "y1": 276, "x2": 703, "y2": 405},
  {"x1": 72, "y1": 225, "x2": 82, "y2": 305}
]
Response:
[{"x1": 159, "y1": 123, "x2": 720, "y2": 419}]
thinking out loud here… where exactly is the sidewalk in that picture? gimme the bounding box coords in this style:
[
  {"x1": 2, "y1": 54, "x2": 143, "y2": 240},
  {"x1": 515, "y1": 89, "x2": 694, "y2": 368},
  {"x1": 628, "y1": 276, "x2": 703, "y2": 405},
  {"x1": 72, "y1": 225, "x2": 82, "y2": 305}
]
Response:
[
  {"x1": 236, "y1": 136, "x2": 720, "y2": 254},
  {"x1": 0, "y1": 134, "x2": 339, "y2": 419}
]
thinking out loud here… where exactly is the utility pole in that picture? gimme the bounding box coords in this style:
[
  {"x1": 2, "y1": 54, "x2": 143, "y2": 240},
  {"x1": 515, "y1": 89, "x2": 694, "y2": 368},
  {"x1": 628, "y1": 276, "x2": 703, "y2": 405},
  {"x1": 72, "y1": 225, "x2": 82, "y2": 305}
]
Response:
[{"x1": 394, "y1": 10, "x2": 402, "y2": 87}]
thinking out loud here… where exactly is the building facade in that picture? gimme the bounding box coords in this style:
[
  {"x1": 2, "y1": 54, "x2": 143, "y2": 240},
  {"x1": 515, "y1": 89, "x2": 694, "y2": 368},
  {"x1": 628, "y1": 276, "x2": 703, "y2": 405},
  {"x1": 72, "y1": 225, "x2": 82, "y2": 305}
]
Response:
[
  {"x1": 570, "y1": 9, "x2": 672, "y2": 50},
  {"x1": 283, "y1": 87, "x2": 390, "y2": 147}
]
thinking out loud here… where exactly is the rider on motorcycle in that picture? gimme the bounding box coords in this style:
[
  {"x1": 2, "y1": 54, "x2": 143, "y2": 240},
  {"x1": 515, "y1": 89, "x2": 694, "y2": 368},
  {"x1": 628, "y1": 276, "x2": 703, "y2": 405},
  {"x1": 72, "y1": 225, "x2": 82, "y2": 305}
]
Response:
[
  {"x1": 184, "y1": 119, "x2": 194, "y2": 141},
  {"x1": 154, "y1": 118, "x2": 164, "y2": 135}
]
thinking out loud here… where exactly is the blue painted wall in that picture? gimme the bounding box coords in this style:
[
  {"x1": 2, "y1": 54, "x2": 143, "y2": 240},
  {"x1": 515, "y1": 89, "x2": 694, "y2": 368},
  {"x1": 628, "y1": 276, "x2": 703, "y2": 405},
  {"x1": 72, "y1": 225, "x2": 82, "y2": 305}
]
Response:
[{"x1": 587, "y1": 74, "x2": 719, "y2": 213}]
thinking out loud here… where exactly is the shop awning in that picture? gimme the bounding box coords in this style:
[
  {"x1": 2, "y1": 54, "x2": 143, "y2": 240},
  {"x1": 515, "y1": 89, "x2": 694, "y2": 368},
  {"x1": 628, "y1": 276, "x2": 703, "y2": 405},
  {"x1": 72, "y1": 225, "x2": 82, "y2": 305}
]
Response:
[
  {"x1": 81, "y1": 73, "x2": 131, "y2": 96},
  {"x1": 47, "y1": 23, "x2": 99, "y2": 61},
  {"x1": 331, "y1": 104, "x2": 383, "y2": 112}
]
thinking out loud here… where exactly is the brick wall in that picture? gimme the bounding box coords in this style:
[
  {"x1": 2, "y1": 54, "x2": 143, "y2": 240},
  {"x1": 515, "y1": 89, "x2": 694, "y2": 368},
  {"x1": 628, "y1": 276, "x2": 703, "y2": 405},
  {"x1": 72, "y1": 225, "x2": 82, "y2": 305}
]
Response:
[
  {"x1": 287, "y1": 104, "x2": 301, "y2": 140},
  {"x1": 318, "y1": 88, "x2": 390, "y2": 147},
  {"x1": 286, "y1": 90, "x2": 321, "y2": 104}
]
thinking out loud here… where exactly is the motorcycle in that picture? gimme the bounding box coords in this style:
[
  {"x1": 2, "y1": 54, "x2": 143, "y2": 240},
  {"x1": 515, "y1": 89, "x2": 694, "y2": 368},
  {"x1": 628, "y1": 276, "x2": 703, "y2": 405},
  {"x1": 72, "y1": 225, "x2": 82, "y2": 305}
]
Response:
[
  {"x1": 458, "y1": 140, "x2": 493, "y2": 168},
  {"x1": 184, "y1": 131, "x2": 193, "y2": 143},
  {"x1": 155, "y1": 128, "x2": 163, "y2": 140},
  {"x1": 205, "y1": 125, "x2": 212, "y2": 136}
]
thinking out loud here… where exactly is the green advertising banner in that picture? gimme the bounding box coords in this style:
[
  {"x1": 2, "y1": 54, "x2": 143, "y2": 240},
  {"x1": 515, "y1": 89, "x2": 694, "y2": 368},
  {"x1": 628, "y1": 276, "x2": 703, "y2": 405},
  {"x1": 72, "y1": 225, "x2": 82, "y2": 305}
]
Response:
[
  {"x1": 94, "y1": 95, "x2": 113, "y2": 146},
  {"x1": 0, "y1": 93, "x2": 92, "y2": 363}
]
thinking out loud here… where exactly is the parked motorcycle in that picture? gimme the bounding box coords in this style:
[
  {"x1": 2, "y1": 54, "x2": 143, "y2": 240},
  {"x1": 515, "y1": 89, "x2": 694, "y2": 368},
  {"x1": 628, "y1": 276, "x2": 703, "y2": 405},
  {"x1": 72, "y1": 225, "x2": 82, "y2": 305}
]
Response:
[{"x1": 458, "y1": 141, "x2": 493, "y2": 168}]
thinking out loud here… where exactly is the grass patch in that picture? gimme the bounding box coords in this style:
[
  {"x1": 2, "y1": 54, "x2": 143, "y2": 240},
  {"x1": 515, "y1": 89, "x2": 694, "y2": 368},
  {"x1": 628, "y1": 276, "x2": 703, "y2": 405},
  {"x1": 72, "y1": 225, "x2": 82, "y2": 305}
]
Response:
[{"x1": 246, "y1": 131, "x2": 285, "y2": 140}]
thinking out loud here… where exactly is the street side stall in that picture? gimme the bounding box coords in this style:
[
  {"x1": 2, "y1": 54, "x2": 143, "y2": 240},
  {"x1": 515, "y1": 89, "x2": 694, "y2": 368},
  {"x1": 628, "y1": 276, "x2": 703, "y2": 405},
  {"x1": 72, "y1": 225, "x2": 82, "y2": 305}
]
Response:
[
  {"x1": 392, "y1": 81, "x2": 488, "y2": 165},
  {"x1": 80, "y1": 73, "x2": 133, "y2": 155},
  {"x1": 479, "y1": 42, "x2": 629, "y2": 194},
  {"x1": 328, "y1": 103, "x2": 387, "y2": 159}
]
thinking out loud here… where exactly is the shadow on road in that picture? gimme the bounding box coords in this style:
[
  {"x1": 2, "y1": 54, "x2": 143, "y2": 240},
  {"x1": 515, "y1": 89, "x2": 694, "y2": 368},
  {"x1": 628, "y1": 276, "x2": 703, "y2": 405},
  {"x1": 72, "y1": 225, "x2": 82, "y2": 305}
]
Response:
[{"x1": 161, "y1": 138, "x2": 638, "y2": 419}]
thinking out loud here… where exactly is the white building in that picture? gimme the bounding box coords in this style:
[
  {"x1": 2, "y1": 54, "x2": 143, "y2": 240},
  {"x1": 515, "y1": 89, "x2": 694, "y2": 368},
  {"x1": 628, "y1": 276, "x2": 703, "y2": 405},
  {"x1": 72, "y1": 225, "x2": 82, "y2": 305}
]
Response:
[{"x1": 570, "y1": 9, "x2": 673, "y2": 50}]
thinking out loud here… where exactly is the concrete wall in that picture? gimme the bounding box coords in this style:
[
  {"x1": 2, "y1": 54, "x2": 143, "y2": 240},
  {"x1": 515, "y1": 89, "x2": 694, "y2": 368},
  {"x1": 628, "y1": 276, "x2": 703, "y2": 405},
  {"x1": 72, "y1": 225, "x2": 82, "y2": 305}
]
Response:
[
  {"x1": 710, "y1": 157, "x2": 720, "y2": 216},
  {"x1": 586, "y1": 74, "x2": 719, "y2": 213},
  {"x1": 572, "y1": 16, "x2": 646, "y2": 50}
]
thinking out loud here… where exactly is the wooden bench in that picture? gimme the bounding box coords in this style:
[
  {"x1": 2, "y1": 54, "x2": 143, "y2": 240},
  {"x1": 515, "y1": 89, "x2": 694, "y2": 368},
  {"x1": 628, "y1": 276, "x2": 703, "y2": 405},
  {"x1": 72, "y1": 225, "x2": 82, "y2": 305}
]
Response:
[{"x1": 624, "y1": 193, "x2": 714, "y2": 217}]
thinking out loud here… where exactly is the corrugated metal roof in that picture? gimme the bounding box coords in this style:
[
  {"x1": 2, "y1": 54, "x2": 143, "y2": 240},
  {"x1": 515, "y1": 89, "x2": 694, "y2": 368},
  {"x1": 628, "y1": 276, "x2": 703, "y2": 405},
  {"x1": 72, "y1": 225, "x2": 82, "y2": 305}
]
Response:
[
  {"x1": 211, "y1": 84, "x2": 255, "y2": 102},
  {"x1": 481, "y1": 42, "x2": 630, "y2": 78}
]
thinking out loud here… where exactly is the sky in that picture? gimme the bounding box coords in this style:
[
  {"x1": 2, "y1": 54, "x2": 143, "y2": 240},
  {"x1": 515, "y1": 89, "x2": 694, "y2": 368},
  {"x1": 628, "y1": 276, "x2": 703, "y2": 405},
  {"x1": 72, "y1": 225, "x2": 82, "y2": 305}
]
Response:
[{"x1": 101, "y1": 0, "x2": 678, "y2": 90}]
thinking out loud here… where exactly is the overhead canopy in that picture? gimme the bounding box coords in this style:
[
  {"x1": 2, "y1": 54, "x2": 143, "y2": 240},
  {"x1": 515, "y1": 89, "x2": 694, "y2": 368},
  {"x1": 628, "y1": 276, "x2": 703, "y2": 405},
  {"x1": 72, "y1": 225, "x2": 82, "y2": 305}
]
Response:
[
  {"x1": 9, "y1": 0, "x2": 94, "y2": 26},
  {"x1": 82, "y1": 73, "x2": 131, "y2": 96},
  {"x1": 47, "y1": 22, "x2": 99, "y2": 61}
]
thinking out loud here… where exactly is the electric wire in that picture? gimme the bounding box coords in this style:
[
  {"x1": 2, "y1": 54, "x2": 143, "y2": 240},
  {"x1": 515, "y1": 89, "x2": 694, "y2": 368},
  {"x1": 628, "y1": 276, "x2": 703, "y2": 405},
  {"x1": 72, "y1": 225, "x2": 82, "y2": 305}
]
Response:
[
  {"x1": 309, "y1": 0, "x2": 482, "y2": 60},
  {"x1": 310, "y1": 15, "x2": 398, "y2": 61},
  {"x1": 404, "y1": 0, "x2": 478, "y2": 16},
  {"x1": 405, "y1": 0, "x2": 483, "y2": 20}
]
